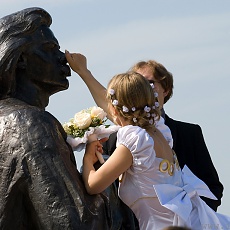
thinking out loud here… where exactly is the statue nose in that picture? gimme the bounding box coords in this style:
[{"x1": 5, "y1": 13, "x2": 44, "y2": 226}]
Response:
[{"x1": 59, "y1": 53, "x2": 67, "y2": 65}]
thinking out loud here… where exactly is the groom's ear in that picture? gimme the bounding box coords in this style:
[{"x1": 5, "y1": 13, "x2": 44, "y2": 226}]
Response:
[{"x1": 17, "y1": 53, "x2": 27, "y2": 69}]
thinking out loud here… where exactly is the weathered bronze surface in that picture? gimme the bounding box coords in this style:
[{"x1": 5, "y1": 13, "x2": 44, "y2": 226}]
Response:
[{"x1": 0, "y1": 7, "x2": 135, "y2": 229}]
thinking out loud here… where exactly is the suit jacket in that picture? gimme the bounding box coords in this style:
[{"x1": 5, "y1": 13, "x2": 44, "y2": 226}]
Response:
[{"x1": 103, "y1": 114, "x2": 223, "y2": 211}]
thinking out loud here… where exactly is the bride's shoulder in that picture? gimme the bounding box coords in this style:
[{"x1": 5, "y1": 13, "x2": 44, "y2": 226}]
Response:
[{"x1": 118, "y1": 125, "x2": 144, "y2": 136}]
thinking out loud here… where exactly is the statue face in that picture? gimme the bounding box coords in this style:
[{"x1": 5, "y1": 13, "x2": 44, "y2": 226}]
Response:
[{"x1": 24, "y1": 25, "x2": 71, "y2": 95}]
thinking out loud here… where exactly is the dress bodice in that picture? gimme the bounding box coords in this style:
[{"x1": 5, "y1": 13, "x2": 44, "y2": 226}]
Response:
[
  {"x1": 116, "y1": 117, "x2": 182, "y2": 208},
  {"x1": 115, "y1": 117, "x2": 229, "y2": 230}
]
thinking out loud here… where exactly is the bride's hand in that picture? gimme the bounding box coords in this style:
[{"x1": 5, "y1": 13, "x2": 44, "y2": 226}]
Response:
[
  {"x1": 65, "y1": 50, "x2": 88, "y2": 76},
  {"x1": 99, "y1": 137, "x2": 108, "y2": 146},
  {"x1": 84, "y1": 140, "x2": 103, "y2": 165}
]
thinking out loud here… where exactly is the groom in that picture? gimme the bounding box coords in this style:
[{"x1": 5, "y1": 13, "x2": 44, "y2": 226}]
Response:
[{"x1": 0, "y1": 7, "x2": 125, "y2": 229}]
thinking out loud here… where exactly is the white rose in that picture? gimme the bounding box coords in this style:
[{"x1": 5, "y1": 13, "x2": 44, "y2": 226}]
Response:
[
  {"x1": 62, "y1": 122, "x2": 72, "y2": 134},
  {"x1": 74, "y1": 111, "x2": 92, "y2": 129},
  {"x1": 91, "y1": 106, "x2": 107, "y2": 120}
]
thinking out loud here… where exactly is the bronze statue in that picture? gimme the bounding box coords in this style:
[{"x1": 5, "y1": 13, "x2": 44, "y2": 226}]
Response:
[{"x1": 0, "y1": 7, "x2": 133, "y2": 229}]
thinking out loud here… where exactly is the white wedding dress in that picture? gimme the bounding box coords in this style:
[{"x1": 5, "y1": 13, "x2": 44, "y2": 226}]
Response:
[{"x1": 117, "y1": 117, "x2": 230, "y2": 230}]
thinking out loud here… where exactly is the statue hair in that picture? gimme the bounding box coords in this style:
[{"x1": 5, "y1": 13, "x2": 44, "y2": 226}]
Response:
[{"x1": 0, "y1": 7, "x2": 52, "y2": 99}]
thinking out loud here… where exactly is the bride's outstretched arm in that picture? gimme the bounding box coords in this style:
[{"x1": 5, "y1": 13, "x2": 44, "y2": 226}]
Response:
[{"x1": 65, "y1": 51, "x2": 112, "y2": 121}]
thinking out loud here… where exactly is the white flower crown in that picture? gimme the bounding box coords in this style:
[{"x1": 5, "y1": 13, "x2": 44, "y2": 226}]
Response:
[{"x1": 109, "y1": 88, "x2": 159, "y2": 124}]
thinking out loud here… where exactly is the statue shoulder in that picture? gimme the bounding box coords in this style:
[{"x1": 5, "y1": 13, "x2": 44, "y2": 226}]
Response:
[
  {"x1": 0, "y1": 98, "x2": 54, "y2": 123},
  {"x1": 0, "y1": 98, "x2": 63, "y2": 140},
  {"x1": 0, "y1": 98, "x2": 68, "y2": 159}
]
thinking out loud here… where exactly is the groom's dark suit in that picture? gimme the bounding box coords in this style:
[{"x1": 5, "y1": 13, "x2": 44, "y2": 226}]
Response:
[{"x1": 103, "y1": 114, "x2": 223, "y2": 212}]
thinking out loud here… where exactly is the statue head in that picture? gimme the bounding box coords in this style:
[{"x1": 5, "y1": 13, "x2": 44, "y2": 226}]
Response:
[{"x1": 0, "y1": 7, "x2": 70, "y2": 107}]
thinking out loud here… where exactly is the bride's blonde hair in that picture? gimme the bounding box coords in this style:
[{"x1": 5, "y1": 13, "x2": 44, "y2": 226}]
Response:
[{"x1": 106, "y1": 71, "x2": 160, "y2": 129}]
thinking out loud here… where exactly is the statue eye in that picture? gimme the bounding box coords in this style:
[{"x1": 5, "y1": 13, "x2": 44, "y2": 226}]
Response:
[{"x1": 43, "y1": 42, "x2": 59, "y2": 51}]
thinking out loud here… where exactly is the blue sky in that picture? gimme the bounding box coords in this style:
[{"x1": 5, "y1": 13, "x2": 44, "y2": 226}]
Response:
[{"x1": 1, "y1": 0, "x2": 230, "y2": 216}]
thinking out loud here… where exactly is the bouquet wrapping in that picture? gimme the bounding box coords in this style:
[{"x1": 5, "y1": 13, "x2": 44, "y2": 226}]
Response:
[{"x1": 63, "y1": 106, "x2": 120, "y2": 163}]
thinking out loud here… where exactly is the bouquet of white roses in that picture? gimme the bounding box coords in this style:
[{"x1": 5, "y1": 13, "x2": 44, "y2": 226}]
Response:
[{"x1": 63, "y1": 106, "x2": 119, "y2": 163}]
